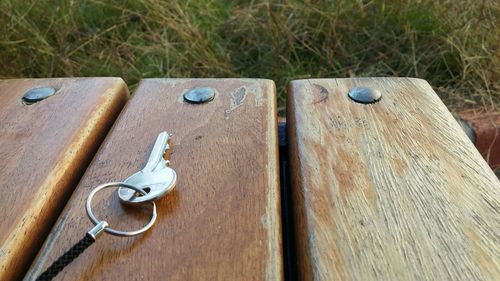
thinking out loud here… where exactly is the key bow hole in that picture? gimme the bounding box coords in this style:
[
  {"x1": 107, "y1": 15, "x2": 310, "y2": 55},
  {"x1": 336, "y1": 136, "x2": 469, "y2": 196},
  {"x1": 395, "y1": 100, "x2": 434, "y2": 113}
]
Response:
[{"x1": 134, "y1": 187, "x2": 151, "y2": 197}]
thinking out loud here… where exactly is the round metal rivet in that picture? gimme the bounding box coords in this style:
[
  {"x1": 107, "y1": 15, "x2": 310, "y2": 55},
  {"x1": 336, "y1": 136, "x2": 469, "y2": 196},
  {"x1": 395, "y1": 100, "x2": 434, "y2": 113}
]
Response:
[
  {"x1": 455, "y1": 117, "x2": 476, "y2": 143},
  {"x1": 183, "y1": 87, "x2": 215, "y2": 104},
  {"x1": 22, "y1": 87, "x2": 56, "y2": 104},
  {"x1": 348, "y1": 87, "x2": 381, "y2": 104}
]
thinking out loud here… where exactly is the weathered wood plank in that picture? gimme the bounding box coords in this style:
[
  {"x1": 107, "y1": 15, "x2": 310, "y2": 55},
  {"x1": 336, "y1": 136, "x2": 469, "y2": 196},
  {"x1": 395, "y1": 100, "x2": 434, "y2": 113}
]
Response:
[
  {"x1": 287, "y1": 78, "x2": 500, "y2": 281},
  {"x1": 26, "y1": 79, "x2": 283, "y2": 280},
  {"x1": 0, "y1": 78, "x2": 128, "y2": 281}
]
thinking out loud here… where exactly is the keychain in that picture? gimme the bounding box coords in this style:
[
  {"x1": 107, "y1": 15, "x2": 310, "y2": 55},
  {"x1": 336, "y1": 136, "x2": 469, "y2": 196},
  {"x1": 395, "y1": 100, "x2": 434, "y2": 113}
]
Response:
[{"x1": 36, "y1": 132, "x2": 177, "y2": 281}]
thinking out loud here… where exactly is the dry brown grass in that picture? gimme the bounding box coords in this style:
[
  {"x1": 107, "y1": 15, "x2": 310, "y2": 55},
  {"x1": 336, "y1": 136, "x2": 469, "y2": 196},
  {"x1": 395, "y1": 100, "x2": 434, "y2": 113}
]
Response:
[{"x1": 1, "y1": 0, "x2": 498, "y2": 112}]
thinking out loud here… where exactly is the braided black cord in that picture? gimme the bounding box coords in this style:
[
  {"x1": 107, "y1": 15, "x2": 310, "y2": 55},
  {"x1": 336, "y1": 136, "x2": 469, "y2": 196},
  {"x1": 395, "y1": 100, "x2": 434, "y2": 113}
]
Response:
[{"x1": 36, "y1": 233, "x2": 95, "y2": 281}]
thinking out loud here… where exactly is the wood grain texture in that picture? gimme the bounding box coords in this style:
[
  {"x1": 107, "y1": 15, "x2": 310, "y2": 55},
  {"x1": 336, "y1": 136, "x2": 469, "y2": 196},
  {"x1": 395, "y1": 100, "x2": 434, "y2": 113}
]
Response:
[
  {"x1": 26, "y1": 79, "x2": 283, "y2": 281},
  {"x1": 0, "y1": 78, "x2": 128, "y2": 281},
  {"x1": 287, "y1": 78, "x2": 500, "y2": 281}
]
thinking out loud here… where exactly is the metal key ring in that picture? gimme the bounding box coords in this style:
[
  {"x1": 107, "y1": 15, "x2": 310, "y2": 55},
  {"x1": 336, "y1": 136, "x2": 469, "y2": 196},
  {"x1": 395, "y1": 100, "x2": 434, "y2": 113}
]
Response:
[{"x1": 86, "y1": 182, "x2": 157, "y2": 237}]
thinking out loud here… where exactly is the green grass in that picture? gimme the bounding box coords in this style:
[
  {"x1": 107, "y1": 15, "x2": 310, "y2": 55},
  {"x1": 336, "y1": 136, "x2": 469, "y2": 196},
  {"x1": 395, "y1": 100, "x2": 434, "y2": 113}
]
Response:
[{"x1": 1, "y1": 0, "x2": 498, "y2": 113}]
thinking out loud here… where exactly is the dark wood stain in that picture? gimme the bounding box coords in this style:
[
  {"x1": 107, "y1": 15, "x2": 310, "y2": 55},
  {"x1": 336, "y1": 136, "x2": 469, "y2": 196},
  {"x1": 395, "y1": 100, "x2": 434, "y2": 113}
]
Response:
[{"x1": 312, "y1": 83, "x2": 329, "y2": 104}]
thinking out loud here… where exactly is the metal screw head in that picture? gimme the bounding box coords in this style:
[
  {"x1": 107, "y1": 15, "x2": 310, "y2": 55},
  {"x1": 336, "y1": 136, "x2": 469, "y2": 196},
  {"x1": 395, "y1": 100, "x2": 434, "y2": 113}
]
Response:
[
  {"x1": 455, "y1": 117, "x2": 476, "y2": 143},
  {"x1": 22, "y1": 87, "x2": 56, "y2": 104},
  {"x1": 348, "y1": 87, "x2": 381, "y2": 104},
  {"x1": 183, "y1": 87, "x2": 215, "y2": 104}
]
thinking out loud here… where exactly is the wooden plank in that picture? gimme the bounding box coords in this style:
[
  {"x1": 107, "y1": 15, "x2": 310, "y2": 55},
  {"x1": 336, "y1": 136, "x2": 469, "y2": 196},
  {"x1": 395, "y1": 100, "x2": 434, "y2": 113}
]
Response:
[
  {"x1": 287, "y1": 78, "x2": 500, "y2": 281},
  {"x1": 26, "y1": 79, "x2": 283, "y2": 280},
  {"x1": 0, "y1": 78, "x2": 128, "y2": 281}
]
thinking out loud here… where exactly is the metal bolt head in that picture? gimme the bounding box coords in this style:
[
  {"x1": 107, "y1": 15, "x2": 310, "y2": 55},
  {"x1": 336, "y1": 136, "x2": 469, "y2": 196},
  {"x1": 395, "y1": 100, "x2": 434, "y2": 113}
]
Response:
[
  {"x1": 183, "y1": 87, "x2": 215, "y2": 104},
  {"x1": 455, "y1": 117, "x2": 476, "y2": 143},
  {"x1": 22, "y1": 87, "x2": 56, "y2": 104},
  {"x1": 348, "y1": 87, "x2": 381, "y2": 104}
]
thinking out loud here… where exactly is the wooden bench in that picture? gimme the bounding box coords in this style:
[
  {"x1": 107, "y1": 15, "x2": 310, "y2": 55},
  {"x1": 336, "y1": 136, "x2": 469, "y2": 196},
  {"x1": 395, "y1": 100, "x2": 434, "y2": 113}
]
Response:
[
  {"x1": 0, "y1": 78, "x2": 127, "y2": 281},
  {"x1": 287, "y1": 78, "x2": 500, "y2": 280},
  {"x1": 0, "y1": 77, "x2": 498, "y2": 280}
]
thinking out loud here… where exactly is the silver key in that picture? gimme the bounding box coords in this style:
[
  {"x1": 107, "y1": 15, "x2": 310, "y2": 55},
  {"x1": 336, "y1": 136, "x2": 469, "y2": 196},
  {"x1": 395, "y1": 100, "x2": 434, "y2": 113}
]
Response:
[{"x1": 118, "y1": 132, "x2": 177, "y2": 205}]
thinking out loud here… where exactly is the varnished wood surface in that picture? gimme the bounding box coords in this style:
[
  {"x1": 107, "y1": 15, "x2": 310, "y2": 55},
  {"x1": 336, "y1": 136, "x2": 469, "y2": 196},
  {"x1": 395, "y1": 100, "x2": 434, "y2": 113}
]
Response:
[
  {"x1": 26, "y1": 79, "x2": 283, "y2": 281},
  {"x1": 0, "y1": 78, "x2": 128, "y2": 281},
  {"x1": 287, "y1": 78, "x2": 500, "y2": 281}
]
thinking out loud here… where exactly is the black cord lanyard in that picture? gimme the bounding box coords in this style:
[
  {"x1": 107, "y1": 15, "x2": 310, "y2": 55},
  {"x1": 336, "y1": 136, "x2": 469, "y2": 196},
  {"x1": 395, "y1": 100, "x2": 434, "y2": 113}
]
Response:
[
  {"x1": 36, "y1": 182, "x2": 158, "y2": 281},
  {"x1": 36, "y1": 234, "x2": 95, "y2": 281}
]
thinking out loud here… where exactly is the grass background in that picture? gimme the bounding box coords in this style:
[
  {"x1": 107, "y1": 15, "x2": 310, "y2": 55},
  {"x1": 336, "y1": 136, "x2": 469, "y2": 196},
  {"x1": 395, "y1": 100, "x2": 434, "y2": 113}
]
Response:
[{"x1": 0, "y1": 0, "x2": 498, "y2": 113}]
